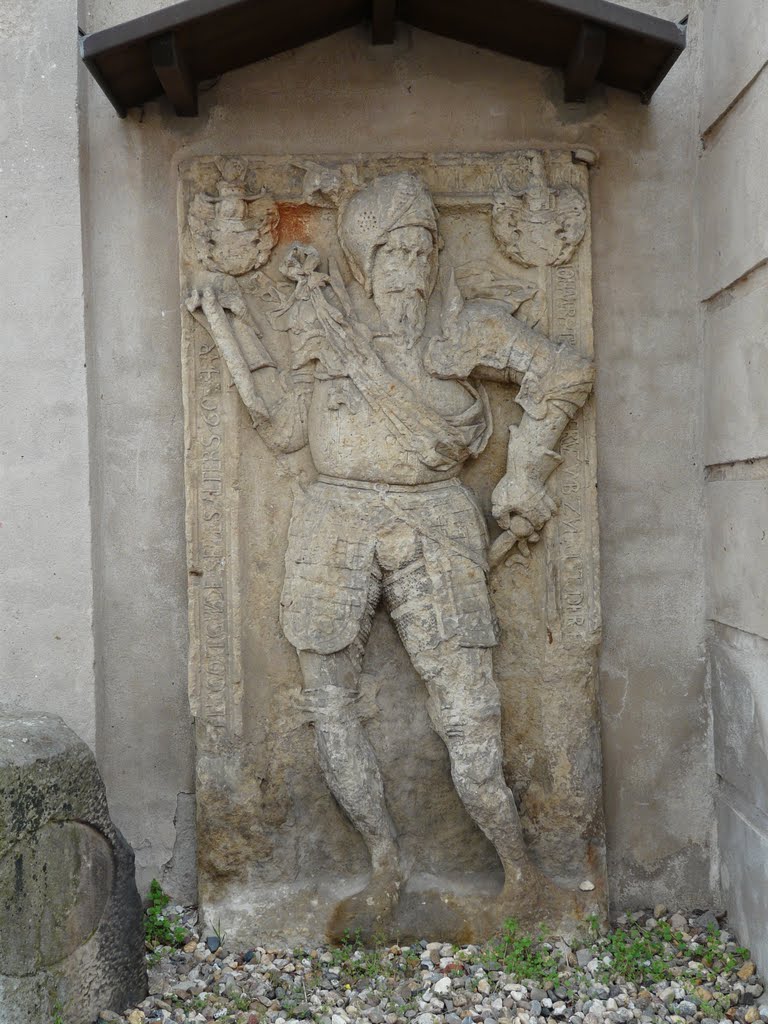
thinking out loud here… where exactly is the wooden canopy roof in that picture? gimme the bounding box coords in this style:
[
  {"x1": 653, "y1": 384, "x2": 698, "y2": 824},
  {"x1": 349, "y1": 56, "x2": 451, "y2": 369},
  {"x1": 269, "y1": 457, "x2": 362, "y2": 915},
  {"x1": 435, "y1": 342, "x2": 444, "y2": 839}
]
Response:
[{"x1": 80, "y1": 0, "x2": 687, "y2": 118}]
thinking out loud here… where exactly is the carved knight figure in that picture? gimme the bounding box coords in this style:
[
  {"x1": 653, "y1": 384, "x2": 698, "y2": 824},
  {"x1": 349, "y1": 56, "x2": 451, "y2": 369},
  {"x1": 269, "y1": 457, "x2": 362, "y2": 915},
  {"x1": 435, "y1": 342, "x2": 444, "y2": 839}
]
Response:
[{"x1": 190, "y1": 170, "x2": 595, "y2": 937}]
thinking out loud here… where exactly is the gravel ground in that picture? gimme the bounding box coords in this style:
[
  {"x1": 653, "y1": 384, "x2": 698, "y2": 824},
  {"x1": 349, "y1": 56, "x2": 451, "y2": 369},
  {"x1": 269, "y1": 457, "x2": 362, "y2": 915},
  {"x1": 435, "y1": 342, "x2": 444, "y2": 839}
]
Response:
[{"x1": 97, "y1": 907, "x2": 767, "y2": 1024}]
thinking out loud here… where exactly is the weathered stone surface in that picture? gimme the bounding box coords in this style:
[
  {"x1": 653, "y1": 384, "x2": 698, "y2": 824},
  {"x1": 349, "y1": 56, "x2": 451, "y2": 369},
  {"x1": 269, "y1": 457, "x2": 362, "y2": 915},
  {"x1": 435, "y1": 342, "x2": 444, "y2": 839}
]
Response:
[
  {"x1": 710, "y1": 622, "x2": 768, "y2": 818},
  {"x1": 700, "y1": 69, "x2": 768, "y2": 298},
  {"x1": 1, "y1": 0, "x2": 96, "y2": 753},
  {"x1": 700, "y1": 0, "x2": 768, "y2": 134},
  {"x1": 0, "y1": 712, "x2": 146, "y2": 1023},
  {"x1": 706, "y1": 478, "x2": 768, "y2": 641},
  {"x1": 179, "y1": 151, "x2": 606, "y2": 944},
  {"x1": 700, "y1": 0, "x2": 768, "y2": 977},
  {"x1": 704, "y1": 277, "x2": 768, "y2": 465},
  {"x1": 718, "y1": 792, "x2": 768, "y2": 977}
]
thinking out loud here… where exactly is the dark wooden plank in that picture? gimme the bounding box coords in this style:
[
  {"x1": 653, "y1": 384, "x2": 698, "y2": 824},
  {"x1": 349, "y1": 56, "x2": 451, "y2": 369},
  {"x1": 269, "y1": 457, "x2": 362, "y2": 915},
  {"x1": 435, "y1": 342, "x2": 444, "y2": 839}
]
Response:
[
  {"x1": 640, "y1": 33, "x2": 686, "y2": 104},
  {"x1": 372, "y1": 0, "x2": 396, "y2": 44},
  {"x1": 80, "y1": 52, "x2": 128, "y2": 117},
  {"x1": 150, "y1": 32, "x2": 198, "y2": 115},
  {"x1": 402, "y1": 0, "x2": 685, "y2": 97},
  {"x1": 403, "y1": 0, "x2": 586, "y2": 72},
  {"x1": 535, "y1": 0, "x2": 685, "y2": 47},
  {"x1": 181, "y1": 0, "x2": 365, "y2": 79},
  {"x1": 81, "y1": 0, "x2": 685, "y2": 59},
  {"x1": 564, "y1": 21, "x2": 606, "y2": 101},
  {"x1": 85, "y1": 0, "x2": 364, "y2": 112},
  {"x1": 80, "y1": 0, "x2": 252, "y2": 60},
  {"x1": 80, "y1": 0, "x2": 687, "y2": 114}
]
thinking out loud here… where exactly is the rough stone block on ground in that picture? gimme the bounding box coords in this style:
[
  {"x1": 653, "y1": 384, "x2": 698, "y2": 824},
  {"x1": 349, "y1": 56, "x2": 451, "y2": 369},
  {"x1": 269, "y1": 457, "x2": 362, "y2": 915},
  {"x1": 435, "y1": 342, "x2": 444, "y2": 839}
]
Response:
[{"x1": 0, "y1": 712, "x2": 146, "y2": 1024}]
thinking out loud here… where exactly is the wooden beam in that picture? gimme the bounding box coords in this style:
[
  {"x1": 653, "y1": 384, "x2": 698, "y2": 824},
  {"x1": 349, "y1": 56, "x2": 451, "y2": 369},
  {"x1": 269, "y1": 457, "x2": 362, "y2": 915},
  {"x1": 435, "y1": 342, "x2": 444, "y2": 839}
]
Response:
[
  {"x1": 150, "y1": 32, "x2": 198, "y2": 116},
  {"x1": 564, "y1": 21, "x2": 606, "y2": 102},
  {"x1": 81, "y1": 0, "x2": 686, "y2": 116},
  {"x1": 372, "y1": 0, "x2": 396, "y2": 44}
]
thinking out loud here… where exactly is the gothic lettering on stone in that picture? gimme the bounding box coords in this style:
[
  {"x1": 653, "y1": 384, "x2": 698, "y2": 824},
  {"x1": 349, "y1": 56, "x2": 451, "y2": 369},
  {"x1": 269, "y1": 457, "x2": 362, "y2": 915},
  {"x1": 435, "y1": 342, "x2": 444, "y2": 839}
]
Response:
[{"x1": 179, "y1": 152, "x2": 605, "y2": 944}]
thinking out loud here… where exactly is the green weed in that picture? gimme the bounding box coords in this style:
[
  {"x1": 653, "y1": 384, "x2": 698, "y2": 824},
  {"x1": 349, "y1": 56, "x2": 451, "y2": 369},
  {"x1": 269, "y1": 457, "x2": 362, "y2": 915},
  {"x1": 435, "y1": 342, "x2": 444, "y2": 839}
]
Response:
[
  {"x1": 482, "y1": 918, "x2": 561, "y2": 988},
  {"x1": 593, "y1": 921, "x2": 674, "y2": 983},
  {"x1": 330, "y1": 929, "x2": 388, "y2": 982},
  {"x1": 144, "y1": 878, "x2": 186, "y2": 949}
]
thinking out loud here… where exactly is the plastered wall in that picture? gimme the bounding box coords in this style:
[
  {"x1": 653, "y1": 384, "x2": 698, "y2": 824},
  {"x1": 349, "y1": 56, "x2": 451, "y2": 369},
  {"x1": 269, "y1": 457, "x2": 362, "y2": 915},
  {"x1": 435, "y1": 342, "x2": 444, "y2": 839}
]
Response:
[
  {"x1": 700, "y1": 0, "x2": 768, "y2": 971},
  {"x1": 3, "y1": 0, "x2": 717, "y2": 914},
  {"x1": 0, "y1": 1, "x2": 96, "y2": 747}
]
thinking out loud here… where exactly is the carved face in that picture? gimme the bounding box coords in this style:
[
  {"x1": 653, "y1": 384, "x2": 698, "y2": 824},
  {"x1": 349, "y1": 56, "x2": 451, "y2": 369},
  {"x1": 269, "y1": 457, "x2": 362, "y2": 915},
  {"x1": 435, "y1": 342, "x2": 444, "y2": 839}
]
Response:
[{"x1": 371, "y1": 226, "x2": 435, "y2": 344}]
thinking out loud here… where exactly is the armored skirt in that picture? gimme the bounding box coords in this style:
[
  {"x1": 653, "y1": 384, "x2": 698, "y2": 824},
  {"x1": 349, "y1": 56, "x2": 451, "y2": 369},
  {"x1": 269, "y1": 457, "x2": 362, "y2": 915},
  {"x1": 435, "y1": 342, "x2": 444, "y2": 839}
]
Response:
[{"x1": 280, "y1": 475, "x2": 499, "y2": 664}]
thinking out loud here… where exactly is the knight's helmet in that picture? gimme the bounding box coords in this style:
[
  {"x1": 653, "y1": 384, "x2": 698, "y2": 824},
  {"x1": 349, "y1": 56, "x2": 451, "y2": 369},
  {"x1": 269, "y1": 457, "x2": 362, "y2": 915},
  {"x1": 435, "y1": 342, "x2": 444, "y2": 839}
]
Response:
[{"x1": 337, "y1": 172, "x2": 441, "y2": 296}]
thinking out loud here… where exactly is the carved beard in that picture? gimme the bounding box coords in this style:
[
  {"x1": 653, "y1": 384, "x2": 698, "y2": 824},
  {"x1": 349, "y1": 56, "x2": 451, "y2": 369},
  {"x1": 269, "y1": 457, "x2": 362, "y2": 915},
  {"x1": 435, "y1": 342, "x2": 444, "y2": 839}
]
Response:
[{"x1": 377, "y1": 291, "x2": 428, "y2": 347}]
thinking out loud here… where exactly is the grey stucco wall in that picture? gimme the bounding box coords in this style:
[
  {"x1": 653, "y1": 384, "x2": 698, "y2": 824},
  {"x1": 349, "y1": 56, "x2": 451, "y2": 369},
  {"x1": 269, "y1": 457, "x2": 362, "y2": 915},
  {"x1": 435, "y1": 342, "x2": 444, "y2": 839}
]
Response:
[
  {"x1": 0, "y1": 1, "x2": 96, "y2": 746},
  {"x1": 77, "y1": 0, "x2": 715, "y2": 911},
  {"x1": 700, "y1": 0, "x2": 768, "y2": 972}
]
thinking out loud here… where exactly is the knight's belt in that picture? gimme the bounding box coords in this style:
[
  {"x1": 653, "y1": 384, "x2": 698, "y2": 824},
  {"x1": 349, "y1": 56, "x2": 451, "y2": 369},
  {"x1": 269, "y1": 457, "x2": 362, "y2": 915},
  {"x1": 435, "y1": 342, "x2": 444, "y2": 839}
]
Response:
[{"x1": 315, "y1": 474, "x2": 462, "y2": 495}]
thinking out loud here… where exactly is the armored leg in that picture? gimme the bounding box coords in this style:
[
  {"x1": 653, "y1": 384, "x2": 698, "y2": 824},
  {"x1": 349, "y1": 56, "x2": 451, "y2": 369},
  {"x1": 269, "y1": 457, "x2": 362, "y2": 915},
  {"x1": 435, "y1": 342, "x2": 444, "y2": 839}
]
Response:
[
  {"x1": 407, "y1": 641, "x2": 529, "y2": 877},
  {"x1": 404, "y1": 639, "x2": 567, "y2": 925},
  {"x1": 299, "y1": 647, "x2": 399, "y2": 874},
  {"x1": 298, "y1": 647, "x2": 402, "y2": 939}
]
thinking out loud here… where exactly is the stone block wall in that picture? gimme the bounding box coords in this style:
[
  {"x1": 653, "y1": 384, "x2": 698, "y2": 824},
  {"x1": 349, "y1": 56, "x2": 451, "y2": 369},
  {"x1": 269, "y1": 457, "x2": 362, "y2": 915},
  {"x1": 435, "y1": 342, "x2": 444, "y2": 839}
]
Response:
[{"x1": 699, "y1": 0, "x2": 768, "y2": 972}]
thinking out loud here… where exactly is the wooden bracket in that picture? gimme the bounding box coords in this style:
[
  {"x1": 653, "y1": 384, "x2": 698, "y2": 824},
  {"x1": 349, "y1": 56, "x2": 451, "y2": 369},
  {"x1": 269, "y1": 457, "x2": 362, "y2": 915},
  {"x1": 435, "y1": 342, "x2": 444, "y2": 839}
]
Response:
[
  {"x1": 372, "y1": 0, "x2": 396, "y2": 45},
  {"x1": 564, "y1": 21, "x2": 606, "y2": 103},
  {"x1": 150, "y1": 32, "x2": 198, "y2": 116}
]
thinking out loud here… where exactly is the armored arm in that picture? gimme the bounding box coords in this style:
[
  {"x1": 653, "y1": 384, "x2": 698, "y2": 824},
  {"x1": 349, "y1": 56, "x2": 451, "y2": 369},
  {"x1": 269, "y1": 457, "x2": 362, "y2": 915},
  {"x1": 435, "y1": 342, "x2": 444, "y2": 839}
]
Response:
[
  {"x1": 187, "y1": 282, "x2": 310, "y2": 454},
  {"x1": 428, "y1": 291, "x2": 594, "y2": 544}
]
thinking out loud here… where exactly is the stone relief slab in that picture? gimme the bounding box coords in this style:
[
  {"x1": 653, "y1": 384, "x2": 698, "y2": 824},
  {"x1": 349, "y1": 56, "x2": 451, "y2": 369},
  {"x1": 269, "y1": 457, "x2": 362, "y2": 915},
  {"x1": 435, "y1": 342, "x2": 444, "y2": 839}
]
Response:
[{"x1": 178, "y1": 151, "x2": 605, "y2": 945}]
